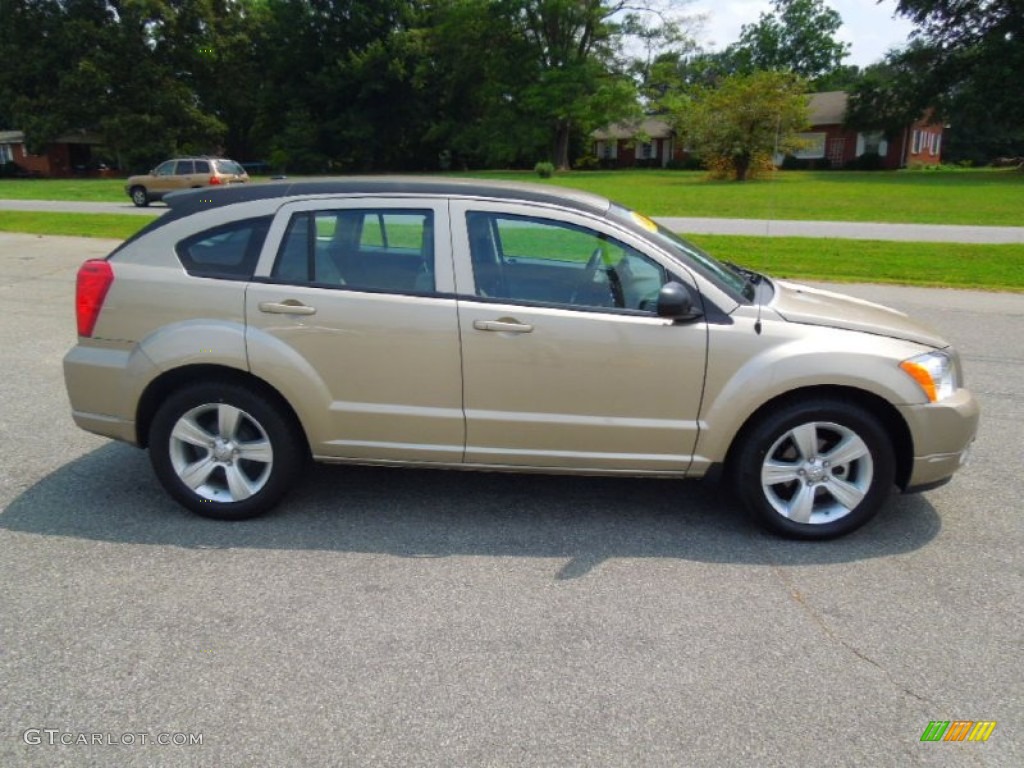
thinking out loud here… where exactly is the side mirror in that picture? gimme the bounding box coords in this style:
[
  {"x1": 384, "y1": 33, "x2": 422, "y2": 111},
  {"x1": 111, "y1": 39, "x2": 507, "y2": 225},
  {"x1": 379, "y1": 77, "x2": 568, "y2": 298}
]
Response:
[{"x1": 657, "y1": 281, "x2": 702, "y2": 321}]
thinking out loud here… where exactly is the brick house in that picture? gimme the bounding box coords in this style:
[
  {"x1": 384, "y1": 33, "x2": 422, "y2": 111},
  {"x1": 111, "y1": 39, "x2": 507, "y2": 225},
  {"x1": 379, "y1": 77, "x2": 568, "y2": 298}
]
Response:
[
  {"x1": 591, "y1": 117, "x2": 682, "y2": 168},
  {"x1": 0, "y1": 130, "x2": 109, "y2": 177},
  {"x1": 792, "y1": 91, "x2": 944, "y2": 169},
  {"x1": 591, "y1": 91, "x2": 945, "y2": 170}
]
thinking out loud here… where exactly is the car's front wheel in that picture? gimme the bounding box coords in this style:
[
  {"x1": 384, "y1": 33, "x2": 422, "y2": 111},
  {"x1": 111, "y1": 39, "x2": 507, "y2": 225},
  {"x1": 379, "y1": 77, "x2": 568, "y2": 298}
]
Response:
[
  {"x1": 148, "y1": 383, "x2": 305, "y2": 520},
  {"x1": 130, "y1": 186, "x2": 149, "y2": 207},
  {"x1": 732, "y1": 399, "x2": 895, "y2": 539}
]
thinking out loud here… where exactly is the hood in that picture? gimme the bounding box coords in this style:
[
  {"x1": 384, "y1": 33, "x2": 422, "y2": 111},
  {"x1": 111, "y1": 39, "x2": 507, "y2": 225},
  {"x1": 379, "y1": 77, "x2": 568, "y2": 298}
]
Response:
[{"x1": 771, "y1": 280, "x2": 948, "y2": 348}]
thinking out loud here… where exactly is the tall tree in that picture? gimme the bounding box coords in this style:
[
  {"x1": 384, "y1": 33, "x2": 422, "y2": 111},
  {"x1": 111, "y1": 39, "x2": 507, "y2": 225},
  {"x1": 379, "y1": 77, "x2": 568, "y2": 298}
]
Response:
[
  {"x1": 891, "y1": 0, "x2": 1024, "y2": 149},
  {"x1": 844, "y1": 46, "x2": 925, "y2": 140},
  {"x1": 0, "y1": 0, "x2": 228, "y2": 170},
  {"x1": 508, "y1": 0, "x2": 637, "y2": 169},
  {"x1": 726, "y1": 0, "x2": 850, "y2": 88},
  {"x1": 673, "y1": 70, "x2": 809, "y2": 180}
]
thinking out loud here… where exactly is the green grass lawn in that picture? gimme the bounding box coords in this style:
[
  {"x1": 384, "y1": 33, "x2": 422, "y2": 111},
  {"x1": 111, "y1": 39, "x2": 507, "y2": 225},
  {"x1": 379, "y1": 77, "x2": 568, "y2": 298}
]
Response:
[
  {"x1": 0, "y1": 211, "x2": 147, "y2": 239},
  {"x1": 463, "y1": 168, "x2": 1024, "y2": 226},
  {"x1": 0, "y1": 178, "x2": 127, "y2": 202},
  {"x1": 687, "y1": 235, "x2": 1024, "y2": 293},
  {"x1": 1, "y1": 168, "x2": 1022, "y2": 225},
  {"x1": 2, "y1": 211, "x2": 1020, "y2": 292}
]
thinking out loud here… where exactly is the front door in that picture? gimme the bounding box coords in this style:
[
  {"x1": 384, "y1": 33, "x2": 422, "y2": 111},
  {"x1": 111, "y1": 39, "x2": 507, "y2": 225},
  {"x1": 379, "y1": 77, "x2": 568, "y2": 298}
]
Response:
[{"x1": 450, "y1": 202, "x2": 707, "y2": 473}]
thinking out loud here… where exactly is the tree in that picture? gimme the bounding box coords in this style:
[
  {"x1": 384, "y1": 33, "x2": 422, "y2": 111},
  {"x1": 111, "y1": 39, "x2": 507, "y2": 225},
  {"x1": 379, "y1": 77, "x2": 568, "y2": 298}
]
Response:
[
  {"x1": 726, "y1": 0, "x2": 850, "y2": 88},
  {"x1": 674, "y1": 70, "x2": 809, "y2": 180},
  {"x1": 0, "y1": 0, "x2": 227, "y2": 170},
  {"x1": 507, "y1": 0, "x2": 638, "y2": 169},
  {"x1": 844, "y1": 47, "x2": 926, "y2": 140},
  {"x1": 890, "y1": 0, "x2": 1024, "y2": 156}
]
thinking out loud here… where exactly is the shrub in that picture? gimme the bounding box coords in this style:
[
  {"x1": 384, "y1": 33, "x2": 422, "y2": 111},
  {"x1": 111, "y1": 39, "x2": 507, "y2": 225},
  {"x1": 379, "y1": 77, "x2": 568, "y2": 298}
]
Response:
[
  {"x1": 666, "y1": 156, "x2": 705, "y2": 171},
  {"x1": 781, "y1": 156, "x2": 832, "y2": 171},
  {"x1": 843, "y1": 152, "x2": 885, "y2": 171},
  {"x1": 534, "y1": 161, "x2": 555, "y2": 179},
  {"x1": 573, "y1": 154, "x2": 599, "y2": 171}
]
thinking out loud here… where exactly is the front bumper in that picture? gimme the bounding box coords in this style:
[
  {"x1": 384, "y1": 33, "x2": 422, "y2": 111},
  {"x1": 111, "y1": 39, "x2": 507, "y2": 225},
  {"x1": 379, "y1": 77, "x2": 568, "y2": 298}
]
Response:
[{"x1": 897, "y1": 388, "x2": 979, "y2": 492}]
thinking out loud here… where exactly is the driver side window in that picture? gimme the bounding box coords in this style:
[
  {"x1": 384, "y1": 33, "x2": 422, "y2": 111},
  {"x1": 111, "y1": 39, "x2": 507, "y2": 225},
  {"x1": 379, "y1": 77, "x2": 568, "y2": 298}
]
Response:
[{"x1": 466, "y1": 212, "x2": 667, "y2": 311}]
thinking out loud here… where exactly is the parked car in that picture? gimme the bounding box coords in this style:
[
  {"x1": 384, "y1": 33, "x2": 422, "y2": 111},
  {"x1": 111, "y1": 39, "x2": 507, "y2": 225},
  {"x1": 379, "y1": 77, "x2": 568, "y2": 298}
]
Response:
[
  {"x1": 64, "y1": 179, "x2": 978, "y2": 538},
  {"x1": 124, "y1": 157, "x2": 249, "y2": 207}
]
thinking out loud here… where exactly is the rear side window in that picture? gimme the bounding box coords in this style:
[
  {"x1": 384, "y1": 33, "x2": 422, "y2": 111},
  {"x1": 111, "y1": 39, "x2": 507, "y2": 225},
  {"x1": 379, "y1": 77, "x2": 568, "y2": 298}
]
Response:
[
  {"x1": 271, "y1": 209, "x2": 434, "y2": 294},
  {"x1": 214, "y1": 159, "x2": 243, "y2": 175},
  {"x1": 175, "y1": 216, "x2": 272, "y2": 279},
  {"x1": 193, "y1": 160, "x2": 210, "y2": 174},
  {"x1": 175, "y1": 160, "x2": 195, "y2": 175}
]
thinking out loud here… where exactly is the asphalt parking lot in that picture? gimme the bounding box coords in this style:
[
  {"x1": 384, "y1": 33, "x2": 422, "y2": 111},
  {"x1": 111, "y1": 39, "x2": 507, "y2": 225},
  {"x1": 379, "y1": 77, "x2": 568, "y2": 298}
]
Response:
[{"x1": 1, "y1": 233, "x2": 1021, "y2": 767}]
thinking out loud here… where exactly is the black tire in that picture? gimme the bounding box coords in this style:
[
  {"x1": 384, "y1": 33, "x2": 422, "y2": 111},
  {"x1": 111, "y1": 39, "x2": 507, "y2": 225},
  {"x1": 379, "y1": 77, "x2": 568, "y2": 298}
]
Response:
[
  {"x1": 731, "y1": 398, "x2": 895, "y2": 539},
  {"x1": 130, "y1": 186, "x2": 149, "y2": 207},
  {"x1": 148, "y1": 382, "x2": 306, "y2": 520}
]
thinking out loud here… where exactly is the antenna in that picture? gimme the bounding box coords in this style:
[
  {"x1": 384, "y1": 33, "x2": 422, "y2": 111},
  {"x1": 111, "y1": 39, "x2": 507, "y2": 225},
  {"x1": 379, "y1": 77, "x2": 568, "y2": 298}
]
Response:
[{"x1": 754, "y1": 113, "x2": 782, "y2": 336}]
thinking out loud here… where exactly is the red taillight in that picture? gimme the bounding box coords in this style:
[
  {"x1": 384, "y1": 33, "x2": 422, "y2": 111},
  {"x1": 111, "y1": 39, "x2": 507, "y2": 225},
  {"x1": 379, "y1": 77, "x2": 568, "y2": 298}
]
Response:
[
  {"x1": 76, "y1": 259, "x2": 114, "y2": 337},
  {"x1": 208, "y1": 176, "x2": 222, "y2": 185}
]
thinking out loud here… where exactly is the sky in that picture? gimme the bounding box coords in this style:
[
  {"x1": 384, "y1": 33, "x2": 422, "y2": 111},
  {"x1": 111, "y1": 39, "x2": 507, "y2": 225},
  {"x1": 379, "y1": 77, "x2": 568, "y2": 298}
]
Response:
[{"x1": 686, "y1": 0, "x2": 919, "y2": 67}]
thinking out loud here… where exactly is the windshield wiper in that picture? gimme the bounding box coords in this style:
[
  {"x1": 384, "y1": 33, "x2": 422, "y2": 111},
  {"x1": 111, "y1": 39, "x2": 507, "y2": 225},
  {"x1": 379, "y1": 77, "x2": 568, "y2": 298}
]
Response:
[{"x1": 723, "y1": 261, "x2": 762, "y2": 285}]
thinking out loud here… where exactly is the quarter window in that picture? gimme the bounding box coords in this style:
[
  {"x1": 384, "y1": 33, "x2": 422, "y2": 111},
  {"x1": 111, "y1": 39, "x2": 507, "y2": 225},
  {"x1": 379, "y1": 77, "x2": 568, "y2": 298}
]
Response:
[
  {"x1": 271, "y1": 209, "x2": 434, "y2": 294},
  {"x1": 175, "y1": 216, "x2": 271, "y2": 279},
  {"x1": 466, "y1": 213, "x2": 667, "y2": 312}
]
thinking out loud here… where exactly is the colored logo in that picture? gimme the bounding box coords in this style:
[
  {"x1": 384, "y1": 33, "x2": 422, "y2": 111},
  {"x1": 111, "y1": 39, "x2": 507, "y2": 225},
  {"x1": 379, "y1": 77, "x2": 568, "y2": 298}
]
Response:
[{"x1": 920, "y1": 721, "x2": 996, "y2": 742}]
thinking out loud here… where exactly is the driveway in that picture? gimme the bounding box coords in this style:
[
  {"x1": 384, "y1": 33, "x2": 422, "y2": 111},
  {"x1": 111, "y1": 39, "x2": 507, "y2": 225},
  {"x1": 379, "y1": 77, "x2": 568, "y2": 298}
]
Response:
[{"x1": 0, "y1": 233, "x2": 1021, "y2": 767}]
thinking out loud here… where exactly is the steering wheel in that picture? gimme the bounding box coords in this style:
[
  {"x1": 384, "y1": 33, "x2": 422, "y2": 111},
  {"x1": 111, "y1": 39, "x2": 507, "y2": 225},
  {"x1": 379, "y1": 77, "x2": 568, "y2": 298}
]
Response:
[
  {"x1": 571, "y1": 248, "x2": 607, "y2": 305},
  {"x1": 571, "y1": 247, "x2": 624, "y2": 308}
]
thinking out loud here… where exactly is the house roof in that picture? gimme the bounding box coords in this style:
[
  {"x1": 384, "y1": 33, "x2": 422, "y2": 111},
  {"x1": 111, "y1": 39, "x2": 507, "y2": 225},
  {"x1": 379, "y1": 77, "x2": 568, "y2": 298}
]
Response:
[
  {"x1": 807, "y1": 91, "x2": 848, "y2": 126},
  {"x1": 0, "y1": 131, "x2": 25, "y2": 143},
  {"x1": 592, "y1": 117, "x2": 673, "y2": 141}
]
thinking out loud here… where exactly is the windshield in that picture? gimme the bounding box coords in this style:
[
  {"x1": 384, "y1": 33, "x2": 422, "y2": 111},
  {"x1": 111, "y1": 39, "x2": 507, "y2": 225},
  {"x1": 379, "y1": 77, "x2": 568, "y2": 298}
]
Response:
[{"x1": 608, "y1": 203, "x2": 755, "y2": 302}]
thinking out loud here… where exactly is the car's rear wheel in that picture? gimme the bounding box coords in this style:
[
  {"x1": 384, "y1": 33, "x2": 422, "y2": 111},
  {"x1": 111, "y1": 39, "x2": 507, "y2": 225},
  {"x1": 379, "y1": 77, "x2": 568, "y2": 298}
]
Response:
[
  {"x1": 130, "y1": 186, "x2": 149, "y2": 207},
  {"x1": 732, "y1": 399, "x2": 895, "y2": 539},
  {"x1": 149, "y1": 383, "x2": 305, "y2": 520}
]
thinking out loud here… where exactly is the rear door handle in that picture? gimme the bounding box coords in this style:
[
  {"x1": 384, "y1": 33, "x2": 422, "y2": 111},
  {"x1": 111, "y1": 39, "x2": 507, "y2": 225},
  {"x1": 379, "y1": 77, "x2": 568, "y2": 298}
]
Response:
[
  {"x1": 473, "y1": 319, "x2": 533, "y2": 334},
  {"x1": 258, "y1": 300, "x2": 317, "y2": 316}
]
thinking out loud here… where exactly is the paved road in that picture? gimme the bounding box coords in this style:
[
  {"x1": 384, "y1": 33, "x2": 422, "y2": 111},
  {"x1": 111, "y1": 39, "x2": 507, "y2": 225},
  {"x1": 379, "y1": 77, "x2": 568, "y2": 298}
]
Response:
[
  {"x1": 3, "y1": 199, "x2": 1024, "y2": 243},
  {"x1": 1, "y1": 234, "x2": 1021, "y2": 767}
]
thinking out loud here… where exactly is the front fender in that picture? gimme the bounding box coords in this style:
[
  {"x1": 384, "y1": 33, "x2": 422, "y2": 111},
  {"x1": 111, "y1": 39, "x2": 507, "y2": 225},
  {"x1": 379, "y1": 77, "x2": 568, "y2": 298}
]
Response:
[{"x1": 693, "y1": 317, "x2": 930, "y2": 468}]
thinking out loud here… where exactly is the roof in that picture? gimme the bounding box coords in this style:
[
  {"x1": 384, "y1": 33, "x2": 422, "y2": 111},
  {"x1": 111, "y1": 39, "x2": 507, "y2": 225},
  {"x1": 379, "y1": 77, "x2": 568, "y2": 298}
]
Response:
[
  {"x1": 807, "y1": 91, "x2": 848, "y2": 126},
  {"x1": 0, "y1": 131, "x2": 25, "y2": 143},
  {"x1": 159, "y1": 176, "x2": 612, "y2": 223},
  {"x1": 592, "y1": 117, "x2": 673, "y2": 141}
]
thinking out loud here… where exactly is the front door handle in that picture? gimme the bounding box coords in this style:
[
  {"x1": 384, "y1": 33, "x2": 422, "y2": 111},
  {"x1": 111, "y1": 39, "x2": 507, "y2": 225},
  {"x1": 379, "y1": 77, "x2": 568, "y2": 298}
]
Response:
[
  {"x1": 473, "y1": 319, "x2": 533, "y2": 334},
  {"x1": 258, "y1": 300, "x2": 317, "y2": 316}
]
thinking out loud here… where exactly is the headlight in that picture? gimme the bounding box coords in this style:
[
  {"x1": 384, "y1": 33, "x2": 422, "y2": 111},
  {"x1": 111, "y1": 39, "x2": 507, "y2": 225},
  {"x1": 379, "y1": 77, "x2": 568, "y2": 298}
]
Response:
[{"x1": 899, "y1": 351, "x2": 956, "y2": 403}]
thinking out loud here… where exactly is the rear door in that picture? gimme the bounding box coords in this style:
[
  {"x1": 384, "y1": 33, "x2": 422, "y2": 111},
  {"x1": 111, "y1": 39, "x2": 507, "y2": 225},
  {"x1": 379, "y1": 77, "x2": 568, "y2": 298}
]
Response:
[
  {"x1": 246, "y1": 197, "x2": 464, "y2": 463},
  {"x1": 450, "y1": 200, "x2": 708, "y2": 473}
]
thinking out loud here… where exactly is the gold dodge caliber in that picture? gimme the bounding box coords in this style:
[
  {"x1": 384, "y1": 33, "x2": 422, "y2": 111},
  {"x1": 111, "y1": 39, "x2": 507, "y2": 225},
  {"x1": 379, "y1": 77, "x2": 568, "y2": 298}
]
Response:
[{"x1": 63, "y1": 179, "x2": 979, "y2": 538}]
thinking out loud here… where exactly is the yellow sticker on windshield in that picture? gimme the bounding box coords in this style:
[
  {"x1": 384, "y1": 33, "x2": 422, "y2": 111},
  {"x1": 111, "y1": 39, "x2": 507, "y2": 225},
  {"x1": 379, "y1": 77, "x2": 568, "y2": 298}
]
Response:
[{"x1": 630, "y1": 211, "x2": 658, "y2": 232}]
